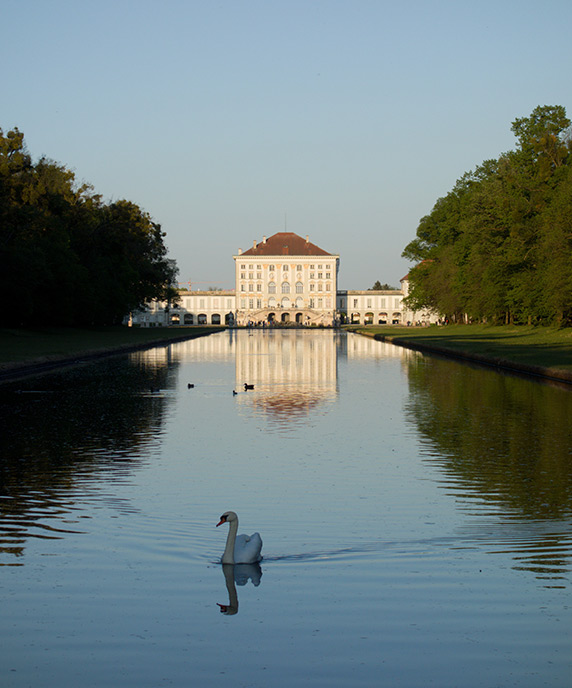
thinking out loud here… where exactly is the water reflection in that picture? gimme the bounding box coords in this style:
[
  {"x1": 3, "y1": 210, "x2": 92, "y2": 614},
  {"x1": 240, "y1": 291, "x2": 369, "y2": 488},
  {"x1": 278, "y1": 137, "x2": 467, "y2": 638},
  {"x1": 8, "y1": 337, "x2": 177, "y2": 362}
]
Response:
[
  {"x1": 217, "y1": 563, "x2": 263, "y2": 615},
  {"x1": 1, "y1": 330, "x2": 571, "y2": 587},
  {"x1": 0, "y1": 355, "x2": 175, "y2": 563},
  {"x1": 233, "y1": 330, "x2": 339, "y2": 429},
  {"x1": 404, "y1": 353, "x2": 572, "y2": 581}
]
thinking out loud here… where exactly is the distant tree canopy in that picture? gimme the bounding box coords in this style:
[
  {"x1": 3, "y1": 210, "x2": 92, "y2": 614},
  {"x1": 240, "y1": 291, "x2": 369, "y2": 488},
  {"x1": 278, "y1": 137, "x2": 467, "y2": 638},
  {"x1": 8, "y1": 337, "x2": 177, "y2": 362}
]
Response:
[
  {"x1": 0, "y1": 127, "x2": 178, "y2": 326},
  {"x1": 369, "y1": 281, "x2": 397, "y2": 290},
  {"x1": 402, "y1": 105, "x2": 572, "y2": 326}
]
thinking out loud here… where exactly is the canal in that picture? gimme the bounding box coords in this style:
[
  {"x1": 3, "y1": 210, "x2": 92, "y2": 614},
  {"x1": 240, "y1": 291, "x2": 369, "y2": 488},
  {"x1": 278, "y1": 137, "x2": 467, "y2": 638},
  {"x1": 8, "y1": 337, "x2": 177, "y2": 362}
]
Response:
[{"x1": 1, "y1": 329, "x2": 571, "y2": 687}]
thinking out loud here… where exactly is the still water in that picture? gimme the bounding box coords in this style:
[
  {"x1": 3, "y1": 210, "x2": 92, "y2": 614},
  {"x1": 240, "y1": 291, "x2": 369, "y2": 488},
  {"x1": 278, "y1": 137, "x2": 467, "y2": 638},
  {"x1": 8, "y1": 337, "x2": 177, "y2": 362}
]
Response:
[{"x1": 1, "y1": 330, "x2": 571, "y2": 687}]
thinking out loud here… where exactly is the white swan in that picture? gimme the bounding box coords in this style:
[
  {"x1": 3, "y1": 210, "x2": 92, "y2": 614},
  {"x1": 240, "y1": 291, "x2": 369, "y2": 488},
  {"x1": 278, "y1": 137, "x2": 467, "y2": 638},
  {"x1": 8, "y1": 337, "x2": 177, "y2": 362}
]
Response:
[{"x1": 216, "y1": 511, "x2": 263, "y2": 564}]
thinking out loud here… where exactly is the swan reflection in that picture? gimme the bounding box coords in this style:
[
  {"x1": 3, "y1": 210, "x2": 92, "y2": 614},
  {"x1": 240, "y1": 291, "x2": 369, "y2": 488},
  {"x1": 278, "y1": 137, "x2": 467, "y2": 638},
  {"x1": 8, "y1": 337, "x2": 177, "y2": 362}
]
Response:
[{"x1": 217, "y1": 563, "x2": 262, "y2": 615}]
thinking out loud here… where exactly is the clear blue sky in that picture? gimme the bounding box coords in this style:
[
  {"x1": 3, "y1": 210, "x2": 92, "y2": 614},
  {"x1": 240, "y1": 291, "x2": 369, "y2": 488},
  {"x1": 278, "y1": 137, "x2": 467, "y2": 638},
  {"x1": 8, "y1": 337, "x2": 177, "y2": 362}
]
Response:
[{"x1": 3, "y1": 0, "x2": 571, "y2": 289}]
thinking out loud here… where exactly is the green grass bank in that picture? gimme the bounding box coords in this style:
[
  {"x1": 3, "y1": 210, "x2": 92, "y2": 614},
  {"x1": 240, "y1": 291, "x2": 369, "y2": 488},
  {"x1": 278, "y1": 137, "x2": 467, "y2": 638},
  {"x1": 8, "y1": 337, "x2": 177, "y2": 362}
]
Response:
[
  {"x1": 346, "y1": 324, "x2": 572, "y2": 384},
  {"x1": 0, "y1": 326, "x2": 223, "y2": 381}
]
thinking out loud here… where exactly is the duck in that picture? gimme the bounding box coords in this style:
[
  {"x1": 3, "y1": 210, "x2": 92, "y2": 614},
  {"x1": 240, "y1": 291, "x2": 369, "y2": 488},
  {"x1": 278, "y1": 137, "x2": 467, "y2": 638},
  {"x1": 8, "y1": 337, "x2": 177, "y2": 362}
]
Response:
[
  {"x1": 232, "y1": 390, "x2": 238, "y2": 396},
  {"x1": 188, "y1": 383, "x2": 194, "y2": 389},
  {"x1": 244, "y1": 383, "x2": 254, "y2": 390},
  {"x1": 216, "y1": 511, "x2": 263, "y2": 564}
]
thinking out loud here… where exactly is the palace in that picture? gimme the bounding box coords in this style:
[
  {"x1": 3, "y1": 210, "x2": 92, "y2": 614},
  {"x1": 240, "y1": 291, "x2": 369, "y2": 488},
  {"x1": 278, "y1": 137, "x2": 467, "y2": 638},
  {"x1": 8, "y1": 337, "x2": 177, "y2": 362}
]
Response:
[{"x1": 128, "y1": 231, "x2": 438, "y2": 327}]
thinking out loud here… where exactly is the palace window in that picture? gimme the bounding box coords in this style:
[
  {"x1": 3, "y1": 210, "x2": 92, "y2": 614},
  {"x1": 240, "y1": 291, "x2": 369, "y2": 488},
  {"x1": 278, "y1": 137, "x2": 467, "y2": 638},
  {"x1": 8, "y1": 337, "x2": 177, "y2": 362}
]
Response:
[
  {"x1": 240, "y1": 273, "x2": 245, "y2": 279},
  {"x1": 326, "y1": 272, "x2": 331, "y2": 279},
  {"x1": 249, "y1": 299, "x2": 254, "y2": 308},
  {"x1": 268, "y1": 281, "x2": 276, "y2": 294},
  {"x1": 257, "y1": 272, "x2": 261, "y2": 279},
  {"x1": 240, "y1": 284, "x2": 245, "y2": 292},
  {"x1": 268, "y1": 265, "x2": 275, "y2": 272},
  {"x1": 281, "y1": 282, "x2": 290, "y2": 293},
  {"x1": 310, "y1": 284, "x2": 315, "y2": 291},
  {"x1": 318, "y1": 283, "x2": 323, "y2": 292},
  {"x1": 249, "y1": 272, "x2": 253, "y2": 279},
  {"x1": 257, "y1": 284, "x2": 262, "y2": 292},
  {"x1": 295, "y1": 282, "x2": 303, "y2": 293},
  {"x1": 296, "y1": 265, "x2": 302, "y2": 271},
  {"x1": 249, "y1": 284, "x2": 254, "y2": 291},
  {"x1": 318, "y1": 272, "x2": 322, "y2": 279},
  {"x1": 326, "y1": 283, "x2": 331, "y2": 291}
]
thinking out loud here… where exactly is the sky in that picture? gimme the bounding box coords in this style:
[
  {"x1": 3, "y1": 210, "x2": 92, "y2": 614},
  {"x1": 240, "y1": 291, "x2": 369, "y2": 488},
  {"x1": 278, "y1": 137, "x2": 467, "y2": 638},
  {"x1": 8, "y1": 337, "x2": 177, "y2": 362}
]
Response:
[{"x1": 2, "y1": 0, "x2": 571, "y2": 290}]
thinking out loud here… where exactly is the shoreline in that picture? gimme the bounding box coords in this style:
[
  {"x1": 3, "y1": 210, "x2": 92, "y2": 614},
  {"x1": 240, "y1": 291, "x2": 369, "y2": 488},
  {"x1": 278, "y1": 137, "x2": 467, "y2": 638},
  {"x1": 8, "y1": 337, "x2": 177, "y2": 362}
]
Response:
[
  {"x1": 350, "y1": 328, "x2": 572, "y2": 386},
  {"x1": 0, "y1": 328, "x2": 221, "y2": 384},
  {"x1": 3, "y1": 325, "x2": 572, "y2": 387}
]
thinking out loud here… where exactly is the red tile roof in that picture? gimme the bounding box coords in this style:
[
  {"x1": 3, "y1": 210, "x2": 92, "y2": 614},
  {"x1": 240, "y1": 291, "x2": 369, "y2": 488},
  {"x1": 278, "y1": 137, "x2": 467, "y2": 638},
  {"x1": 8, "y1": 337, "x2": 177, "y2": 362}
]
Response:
[{"x1": 241, "y1": 232, "x2": 332, "y2": 257}]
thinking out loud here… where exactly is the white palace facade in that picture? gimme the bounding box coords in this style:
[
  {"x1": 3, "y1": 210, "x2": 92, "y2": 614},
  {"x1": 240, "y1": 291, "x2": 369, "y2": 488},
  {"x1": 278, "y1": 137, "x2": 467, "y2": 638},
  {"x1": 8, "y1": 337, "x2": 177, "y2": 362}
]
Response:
[{"x1": 128, "y1": 231, "x2": 438, "y2": 327}]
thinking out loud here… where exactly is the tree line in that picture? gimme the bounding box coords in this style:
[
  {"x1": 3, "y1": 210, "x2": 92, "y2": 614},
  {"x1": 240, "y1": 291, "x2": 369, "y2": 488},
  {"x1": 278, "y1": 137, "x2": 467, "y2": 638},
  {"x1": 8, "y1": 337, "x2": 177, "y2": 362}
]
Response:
[
  {"x1": 402, "y1": 105, "x2": 572, "y2": 326},
  {"x1": 0, "y1": 128, "x2": 178, "y2": 327}
]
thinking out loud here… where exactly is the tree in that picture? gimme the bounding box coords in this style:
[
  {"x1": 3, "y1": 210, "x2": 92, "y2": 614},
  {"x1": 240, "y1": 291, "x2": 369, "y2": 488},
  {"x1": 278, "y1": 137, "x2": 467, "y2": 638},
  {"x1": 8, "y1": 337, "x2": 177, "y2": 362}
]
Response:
[
  {"x1": 369, "y1": 280, "x2": 396, "y2": 290},
  {"x1": 401, "y1": 106, "x2": 572, "y2": 325},
  {"x1": 0, "y1": 127, "x2": 178, "y2": 326},
  {"x1": 511, "y1": 105, "x2": 570, "y2": 178}
]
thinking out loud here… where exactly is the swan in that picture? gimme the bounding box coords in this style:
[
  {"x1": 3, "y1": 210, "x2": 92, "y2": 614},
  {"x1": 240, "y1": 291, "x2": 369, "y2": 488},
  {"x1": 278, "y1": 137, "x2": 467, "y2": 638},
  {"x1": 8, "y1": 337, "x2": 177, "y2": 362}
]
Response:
[{"x1": 216, "y1": 511, "x2": 262, "y2": 564}]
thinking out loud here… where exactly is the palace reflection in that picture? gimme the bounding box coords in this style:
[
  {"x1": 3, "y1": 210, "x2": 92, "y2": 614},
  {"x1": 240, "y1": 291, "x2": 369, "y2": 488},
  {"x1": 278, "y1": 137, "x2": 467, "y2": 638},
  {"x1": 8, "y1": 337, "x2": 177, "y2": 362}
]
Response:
[{"x1": 234, "y1": 330, "x2": 338, "y2": 424}]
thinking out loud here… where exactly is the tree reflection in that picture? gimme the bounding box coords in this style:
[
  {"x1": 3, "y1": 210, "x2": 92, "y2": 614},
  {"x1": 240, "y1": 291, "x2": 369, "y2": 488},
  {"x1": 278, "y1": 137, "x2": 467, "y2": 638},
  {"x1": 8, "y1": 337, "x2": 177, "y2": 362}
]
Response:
[
  {"x1": 0, "y1": 353, "x2": 178, "y2": 563},
  {"x1": 406, "y1": 356, "x2": 572, "y2": 519},
  {"x1": 405, "y1": 355, "x2": 572, "y2": 580}
]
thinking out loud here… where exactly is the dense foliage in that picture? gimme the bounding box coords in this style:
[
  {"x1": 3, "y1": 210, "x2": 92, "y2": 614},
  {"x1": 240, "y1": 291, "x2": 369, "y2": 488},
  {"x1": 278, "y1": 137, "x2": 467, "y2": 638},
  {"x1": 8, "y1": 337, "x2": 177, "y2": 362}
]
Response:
[
  {"x1": 0, "y1": 128, "x2": 178, "y2": 326},
  {"x1": 402, "y1": 105, "x2": 572, "y2": 325}
]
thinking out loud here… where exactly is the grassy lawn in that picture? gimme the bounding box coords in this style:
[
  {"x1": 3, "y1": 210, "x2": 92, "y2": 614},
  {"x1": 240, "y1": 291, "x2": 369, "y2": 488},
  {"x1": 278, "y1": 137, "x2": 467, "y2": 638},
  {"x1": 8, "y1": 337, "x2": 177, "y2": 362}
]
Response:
[
  {"x1": 0, "y1": 326, "x2": 223, "y2": 368},
  {"x1": 346, "y1": 324, "x2": 572, "y2": 374}
]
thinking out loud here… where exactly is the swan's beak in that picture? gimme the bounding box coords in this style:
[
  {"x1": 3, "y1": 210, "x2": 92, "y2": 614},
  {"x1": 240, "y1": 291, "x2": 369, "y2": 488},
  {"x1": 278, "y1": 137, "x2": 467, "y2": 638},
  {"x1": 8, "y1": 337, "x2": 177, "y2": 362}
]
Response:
[{"x1": 216, "y1": 518, "x2": 225, "y2": 527}]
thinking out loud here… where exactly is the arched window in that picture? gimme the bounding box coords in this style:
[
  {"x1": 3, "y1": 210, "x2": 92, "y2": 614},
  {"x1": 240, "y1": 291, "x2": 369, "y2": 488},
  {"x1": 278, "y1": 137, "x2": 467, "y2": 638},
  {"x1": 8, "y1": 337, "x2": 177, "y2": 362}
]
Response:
[
  {"x1": 268, "y1": 281, "x2": 276, "y2": 294},
  {"x1": 295, "y1": 281, "x2": 303, "y2": 293},
  {"x1": 281, "y1": 282, "x2": 290, "y2": 293}
]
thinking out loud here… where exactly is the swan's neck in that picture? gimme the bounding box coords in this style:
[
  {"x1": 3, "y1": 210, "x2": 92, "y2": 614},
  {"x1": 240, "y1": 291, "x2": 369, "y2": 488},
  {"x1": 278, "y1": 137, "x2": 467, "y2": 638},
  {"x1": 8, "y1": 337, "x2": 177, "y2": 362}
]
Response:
[{"x1": 222, "y1": 518, "x2": 238, "y2": 564}]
